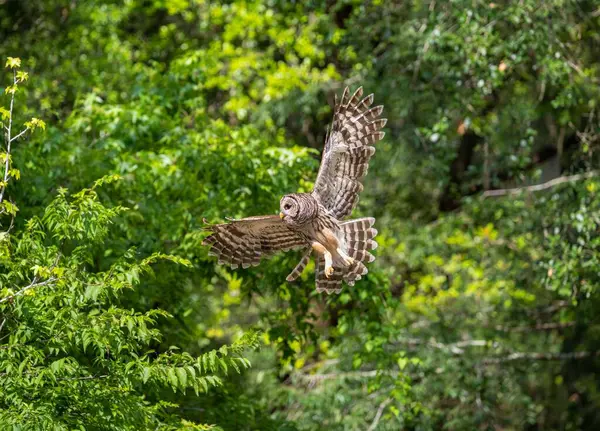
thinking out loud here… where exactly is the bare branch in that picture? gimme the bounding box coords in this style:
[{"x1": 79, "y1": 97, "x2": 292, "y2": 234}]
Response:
[
  {"x1": 525, "y1": 300, "x2": 570, "y2": 316},
  {"x1": 296, "y1": 368, "x2": 399, "y2": 389},
  {"x1": 397, "y1": 338, "x2": 593, "y2": 364},
  {"x1": 0, "y1": 371, "x2": 109, "y2": 381},
  {"x1": 492, "y1": 321, "x2": 575, "y2": 333},
  {"x1": 367, "y1": 398, "x2": 392, "y2": 431},
  {"x1": 399, "y1": 337, "x2": 498, "y2": 355},
  {"x1": 59, "y1": 374, "x2": 109, "y2": 382},
  {"x1": 301, "y1": 369, "x2": 382, "y2": 382},
  {"x1": 482, "y1": 171, "x2": 599, "y2": 198},
  {"x1": 9, "y1": 126, "x2": 29, "y2": 143},
  {"x1": 0, "y1": 277, "x2": 58, "y2": 304},
  {"x1": 483, "y1": 351, "x2": 598, "y2": 364}
]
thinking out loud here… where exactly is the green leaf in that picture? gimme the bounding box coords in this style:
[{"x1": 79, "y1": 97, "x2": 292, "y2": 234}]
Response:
[
  {"x1": 176, "y1": 367, "x2": 187, "y2": 388},
  {"x1": 24, "y1": 117, "x2": 46, "y2": 131},
  {"x1": 167, "y1": 367, "x2": 178, "y2": 389},
  {"x1": 16, "y1": 71, "x2": 28, "y2": 82},
  {"x1": 5, "y1": 57, "x2": 21, "y2": 69},
  {"x1": 142, "y1": 367, "x2": 151, "y2": 384}
]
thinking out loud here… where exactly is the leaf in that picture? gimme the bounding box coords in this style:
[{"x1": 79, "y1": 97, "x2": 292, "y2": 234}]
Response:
[
  {"x1": 142, "y1": 367, "x2": 151, "y2": 384},
  {"x1": 167, "y1": 367, "x2": 178, "y2": 389},
  {"x1": 8, "y1": 168, "x2": 20, "y2": 180},
  {"x1": 16, "y1": 71, "x2": 28, "y2": 82},
  {"x1": 84, "y1": 283, "x2": 102, "y2": 301},
  {"x1": 5, "y1": 57, "x2": 21, "y2": 69},
  {"x1": 24, "y1": 117, "x2": 46, "y2": 131},
  {"x1": 176, "y1": 367, "x2": 188, "y2": 388},
  {"x1": 397, "y1": 358, "x2": 408, "y2": 370}
]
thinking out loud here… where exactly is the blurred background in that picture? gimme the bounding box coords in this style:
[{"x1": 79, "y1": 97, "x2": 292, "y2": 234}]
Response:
[{"x1": 1, "y1": 0, "x2": 599, "y2": 429}]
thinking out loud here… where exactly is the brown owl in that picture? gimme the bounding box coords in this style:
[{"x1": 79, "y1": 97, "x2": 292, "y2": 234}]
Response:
[{"x1": 202, "y1": 86, "x2": 386, "y2": 294}]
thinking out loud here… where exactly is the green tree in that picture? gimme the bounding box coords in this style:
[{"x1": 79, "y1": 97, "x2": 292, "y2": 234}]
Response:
[{"x1": 0, "y1": 60, "x2": 259, "y2": 430}]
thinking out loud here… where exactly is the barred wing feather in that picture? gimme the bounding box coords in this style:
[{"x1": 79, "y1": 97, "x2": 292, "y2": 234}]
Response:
[
  {"x1": 312, "y1": 86, "x2": 386, "y2": 219},
  {"x1": 202, "y1": 215, "x2": 307, "y2": 269}
]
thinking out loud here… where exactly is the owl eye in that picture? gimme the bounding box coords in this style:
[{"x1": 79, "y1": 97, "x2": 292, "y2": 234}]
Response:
[{"x1": 284, "y1": 203, "x2": 291, "y2": 210}]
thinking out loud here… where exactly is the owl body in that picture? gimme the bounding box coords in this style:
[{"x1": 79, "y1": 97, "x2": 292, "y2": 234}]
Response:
[
  {"x1": 280, "y1": 192, "x2": 351, "y2": 269},
  {"x1": 279, "y1": 193, "x2": 340, "y2": 241},
  {"x1": 203, "y1": 86, "x2": 386, "y2": 293}
]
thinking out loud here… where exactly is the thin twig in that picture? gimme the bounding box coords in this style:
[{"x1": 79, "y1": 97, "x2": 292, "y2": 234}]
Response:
[
  {"x1": 60, "y1": 374, "x2": 109, "y2": 382},
  {"x1": 0, "y1": 253, "x2": 61, "y2": 303},
  {"x1": 483, "y1": 350, "x2": 598, "y2": 364},
  {"x1": 367, "y1": 398, "x2": 392, "y2": 431},
  {"x1": 0, "y1": 277, "x2": 58, "y2": 303},
  {"x1": 9, "y1": 127, "x2": 28, "y2": 143},
  {"x1": 0, "y1": 371, "x2": 109, "y2": 381},
  {"x1": 492, "y1": 321, "x2": 575, "y2": 333},
  {"x1": 399, "y1": 338, "x2": 498, "y2": 355},
  {"x1": 482, "y1": 171, "x2": 599, "y2": 197},
  {"x1": 295, "y1": 368, "x2": 401, "y2": 389}
]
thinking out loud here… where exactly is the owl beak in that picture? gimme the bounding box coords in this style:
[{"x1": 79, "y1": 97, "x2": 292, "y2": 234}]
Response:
[{"x1": 279, "y1": 212, "x2": 285, "y2": 220}]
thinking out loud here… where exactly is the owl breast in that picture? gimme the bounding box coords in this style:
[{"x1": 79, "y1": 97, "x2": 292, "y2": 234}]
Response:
[
  {"x1": 285, "y1": 194, "x2": 344, "y2": 253},
  {"x1": 306, "y1": 205, "x2": 343, "y2": 250}
]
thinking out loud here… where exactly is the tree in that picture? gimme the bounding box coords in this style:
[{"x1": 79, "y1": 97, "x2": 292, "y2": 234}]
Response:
[{"x1": 0, "y1": 60, "x2": 258, "y2": 430}]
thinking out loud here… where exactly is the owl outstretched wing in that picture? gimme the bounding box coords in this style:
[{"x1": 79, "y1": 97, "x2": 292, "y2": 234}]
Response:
[
  {"x1": 202, "y1": 215, "x2": 307, "y2": 269},
  {"x1": 312, "y1": 86, "x2": 386, "y2": 219}
]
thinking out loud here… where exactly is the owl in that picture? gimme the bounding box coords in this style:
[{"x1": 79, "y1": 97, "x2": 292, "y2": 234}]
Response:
[{"x1": 202, "y1": 86, "x2": 386, "y2": 294}]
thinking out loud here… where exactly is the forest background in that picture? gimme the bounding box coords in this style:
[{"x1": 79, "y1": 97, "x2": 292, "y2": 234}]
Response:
[{"x1": 1, "y1": 1, "x2": 600, "y2": 430}]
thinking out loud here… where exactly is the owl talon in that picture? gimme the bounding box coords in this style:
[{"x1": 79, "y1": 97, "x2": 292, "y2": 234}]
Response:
[
  {"x1": 325, "y1": 266, "x2": 334, "y2": 278},
  {"x1": 336, "y1": 248, "x2": 355, "y2": 267}
]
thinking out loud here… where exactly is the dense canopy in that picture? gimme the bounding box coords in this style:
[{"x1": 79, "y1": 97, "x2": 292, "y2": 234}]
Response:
[{"x1": 1, "y1": 1, "x2": 599, "y2": 429}]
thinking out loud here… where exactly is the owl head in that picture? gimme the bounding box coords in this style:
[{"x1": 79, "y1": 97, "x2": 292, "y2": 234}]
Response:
[{"x1": 279, "y1": 193, "x2": 317, "y2": 226}]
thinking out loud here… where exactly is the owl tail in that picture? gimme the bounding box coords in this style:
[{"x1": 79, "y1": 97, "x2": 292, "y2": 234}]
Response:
[
  {"x1": 286, "y1": 248, "x2": 312, "y2": 282},
  {"x1": 340, "y1": 217, "x2": 378, "y2": 287},
  {"x1": 315, "y1": 217, "x2": 378, "y2": 294}
]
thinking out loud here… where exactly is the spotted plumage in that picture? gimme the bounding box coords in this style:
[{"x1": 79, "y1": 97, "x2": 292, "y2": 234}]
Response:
[{"x1": 203, "y1": 86, "x2": 386, "y2": 294}]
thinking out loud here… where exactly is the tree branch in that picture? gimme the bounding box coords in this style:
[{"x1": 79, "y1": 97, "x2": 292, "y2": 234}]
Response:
[
  {"x1": 483, "y1": 351, "x2": 598, "y2": 364},
  {"x1": 0, "y1": 277, "x2": 58, "y2": 303},
  {"x1": 0, "y1": 371, "x2": 109, "y2": 381},
  {"x1": 0, "y1": 70, "x2": 16, "y2": 205},
  {"x1": 60, "y1": 374, "x2": 109, "y2": 382},
  {"x1": 399, "y1": 337, "x2": 498, "y2": 355},
  {"x1": 9, "y1": 126, "x2": 28, "y2": 143},
  {"x1": 367, "y1": 397, "x2": 392, "y2": 431},
  {"x1": 492, "y1": 321, "x2": 575, "y2": 333},
  {"x1": 482, "y1": 171, "x2": 598, "y2": 198},
  {"x1": 298, "y1": 369, "x2": 391, "y2": 387}
]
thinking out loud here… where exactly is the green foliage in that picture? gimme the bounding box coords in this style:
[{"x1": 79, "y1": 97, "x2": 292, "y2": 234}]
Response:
[
  {"x1": 0, "y1": 0, "x2": 599, "y2": 429},
  {"x1": 0, "y1": 69, "x2": 258, "y2": 430}
]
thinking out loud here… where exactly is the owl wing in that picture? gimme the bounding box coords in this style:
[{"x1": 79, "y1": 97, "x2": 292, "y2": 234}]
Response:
[
  {"x1": 202, "y1": 215, "x2": 308, "y2": 269},
  {"x1": 312, "y1": 86, "x2": 386, "y2": 219}
]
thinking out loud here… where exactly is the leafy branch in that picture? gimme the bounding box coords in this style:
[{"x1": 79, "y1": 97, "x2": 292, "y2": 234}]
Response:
[{"x1": 0, "y1": 57, "x2": 44, "y2": 217}]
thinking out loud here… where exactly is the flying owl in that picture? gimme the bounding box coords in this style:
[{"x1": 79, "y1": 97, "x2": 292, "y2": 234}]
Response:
[{"x1": 202, "y1": 86, "x2": 386, "y2": 294}]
